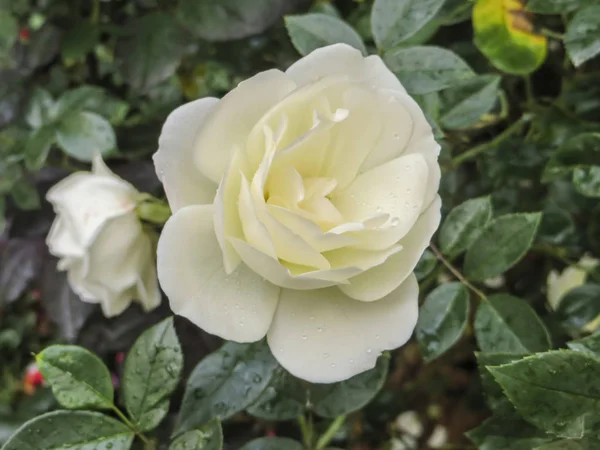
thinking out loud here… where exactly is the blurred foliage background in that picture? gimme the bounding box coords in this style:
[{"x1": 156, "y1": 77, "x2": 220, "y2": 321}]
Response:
[{"x1": 1, "y1": 0, "x2": 600, "y2": 449}]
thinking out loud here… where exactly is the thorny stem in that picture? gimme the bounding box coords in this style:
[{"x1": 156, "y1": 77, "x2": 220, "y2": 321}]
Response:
[
  {"x1": 111, "y1": 405, "x2": 153, "y2": 448},
  {"x1": 429, "y1": 243, "x2": 487, "y2": 301},
  {"x1": 316, "y1": 415, "x2": 346, "y2": 449},
  {"x1": 451, "y1": 115, "x2": 531, "y2": 167}
]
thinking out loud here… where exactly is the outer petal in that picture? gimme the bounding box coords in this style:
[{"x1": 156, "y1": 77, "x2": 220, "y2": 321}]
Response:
[
  {"x1": 157, "y1": 204, "x2": 280, "y2": 343},
  {"x1": 339, "y1": 196, "x2": 441, "y2": 301},
  {"x1": 194, "y1": 70, "x2": 297, "y2": 183},
  {"x1": 267, "y1": 274, "x2": 419, "y2": 383},
  {"x1": 46, "y1": 218, "x2": 84, "y2": 258},
  {"x1": 286, "y1": 44, "x2": 405, "y2": 92},
  {"x1": 154, "y1": 97, "x2": 220, "y2": 212}
]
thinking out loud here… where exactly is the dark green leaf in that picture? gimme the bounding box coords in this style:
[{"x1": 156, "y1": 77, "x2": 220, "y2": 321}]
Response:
[
  {"x1": 61, "y1": 23, "x2": 99, "y2": 61},
  {"x1": 416, "y1": 283, "x2": 470, "y2": 361},
  {"x1": 371, "y1": 0, "x2": 446, "y2": 50},
  {"x1": 1, "y1": 410, "x2": 134, "y2": 450},
  {"x1": 0, "y1": 239, "x2": 43, "y2": 306},
  {"x1": 0, "y1": 197, "x2": 5, "y2": 235},
  {"x1": 565, "y1": 5, "x2": 600, "y2": 67},
  {"x1": 383, "y1": 46, "x2": 474, "y2": 95},
  {"x1": 568, "y1": 331, "x2": 600, "y2": 356},
  {"x1": 488, "y1": 350, "x2": 600, "y2": 439},
  {"x1": 285, "y1": 14, "x2": 366, "y2": 56},
  {"x1": 414, "y1": 249, "x2": 437, "y2": 281},
  {"x1": 176, "y1": 341, "x2": 278, "y2": 434},
  {"x1": 24, "y1": 125, "x2": 55, "y2": 171},
  {"x1": 178, "y1": 0, "x2": 294, "y2": 42},
  {"x1": 310, "y1": 355, "x2": 389, "y2": 418},
  {"x1": 467, "y1": 415, "x2": 552, "y2": 450},
  {"x1": 572, "y1": 166, "x2": 600, "y2": 197},
  {"x1": 438, "y1": 196, "x2": 493, "y2": 256},
  {"x1": 169, "y1": 420, "x2": 223, "y2": 450},
  {"x1": 543, "y1": 133, "x2": 600, "y2": 182},
  {"x1": 464, "y1": 213, "x2": 541, "y2": 281},
  {"x1": 557, "y1": 284, "x2": 600, "y2": 330},
  {"x1": 56, "y1": 111, "x2": 116, "y2": 162},
  {"x1": 475, "y1": 294, "x2": 551, "y2": 353},
  {"x1": 247, "y1": 368, "x2": 306, "y2": 421},
  {"x1": 476, "y1": 352, "x2": 528, "y2": 414},
  {"x1": 0, "y1": 14, "x2": 18, "y2": 63},
  {"x1": 54, "y1": 86, "x2": 106, "y2": 120},
  {"x1": 439, "y1": 75, "x2": 501, "y2": 130},
  {"x1": 116, "y1": 13, "x2": 189, "y2": 92},
  {"x1": 36, "y1": 345, "x2": 114, "y2": 410},
  {"x1": 123, "y1": 317, "x2": 183, "y2": 432},
  {"x1": 10, "y1": 178, "x2": 40, "y2": 210},
  {"x1": 240, "y1": 437, "x2": 303, "y2": 450}
]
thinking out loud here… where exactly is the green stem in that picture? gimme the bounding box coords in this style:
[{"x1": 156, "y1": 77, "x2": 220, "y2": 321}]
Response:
[
  {"x1": 523, "y1": 75, "x2": 535, "y2": 108},
  {"x1": 452, "y1": 115, "x2": 530, "y2": 167},
  {"x1": 298, "y1": 414, "x2": 315, "y2": 449},
  {"x1": 541, "y1": 28, "x2": 564, "y2": 40},
  {"x1": 110, "y1": 405, "x2": 152, "y2": 447},
  {"x1": 430, "y1": 243, "x2": 487, "y2": 301},
  {"x1": 316, "y1": 416, "x2": 345, "y2": 450},
  {"x1": 90, "y1": 0, "x2": 100, "y2": 24}
]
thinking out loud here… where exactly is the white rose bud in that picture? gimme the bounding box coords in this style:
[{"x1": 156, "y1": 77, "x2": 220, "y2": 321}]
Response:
[
  {"x1": 46, "y1": 154, "x2": 161, "y2": 318},
  {"x1": 547, "y1": 255, "x2": 599, "y2": 310},
  {"x1": 154, "y1": 44, "x2": 441, "y2": 383}
]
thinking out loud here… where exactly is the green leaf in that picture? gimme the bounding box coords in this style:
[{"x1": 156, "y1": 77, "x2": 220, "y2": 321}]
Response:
[
  {"x1": 10, "y1": 178, "x2": 40, "y2": 211},
  {"x1": 416, "y1": 282, "x2": 470, "y2": 361},
  {"x1": 565, "y1": 5, "x2": 600, "y2": 67},
  {"x1": 383, "y1": 46, "x2": 474, "y2": 95},
  {"x1": 0, "y1": 13, "x2": 18, "y2": 68},
  {"x1": 556, "y1": 284, "x2": 600, "y2": 330},
  {"x1": 285, "y1": 14, "x2": 366, "y2": 56},
  {"x1": 61, "y1": 23, "x2": 99, "y2": 61},
  {"x1": 488, "y1": 350, "x2": 600, "y2": 439},
  {"x1": 473, "y1": 0, "x2": 547, "y2": 75},
  {"x1": 54, "y1": 86, "x2": 106, "y2": 121},
  {"x1": 36, "y1": 345, "x2": 113, "y2": 410},
  {"x1": 371, "y1": 0, "x2": 446, "y2": 50},
  {"x1": 175, "y1": 341, "x2": 278, "y2": 434},
  {"x1": 526, "y1": 0, "x2": 590, "y2": 14},
  {"x1": 414, "y1": 249, "x2": 437, "y2": 281},
  {"x1": 247, "y1": 368, "x2": 306, "y2": 421},
  {"x1": 439, "y1": 75, "x2": 501, "y2": 129},
  {"x1": 240, "y1": 437, "x2": 303, "y2": 450},
  {"x1": 568, "y1": 331, "x2": 600, "y2": 356},
  {"x1": 573, "y1": 166, "x2": 600, "y2": 197},
  {"x1": 467, "y1": 415, "x2": 552, "y2": 450},
  {"x1": 24, "y1": 88, "x2": 56, "y2": 129},
  {"x1": 475, "y1": 294, "x2": 551, "y2": 353},
  {"x1": 123, "y1": 317, "x2": 183, "y2": 432},
  {"x1": 178, "y1": 0, "x2": 291, "y2": 42},
  {"x1": 310, "y1": 355, "x2": 389, "y2": 418},
  {"x1": 56, "y1": 111, "x2": 116, "y2": 162},
  {"x1": 170, "y1": 420, "x2": 223, "y2": 450},
  {"x1": 24, "y1": 125, "x2": 55, "y2": 171},
  {"x1": 476, "y1": 352, "x2": 528, "y2": 414},
  {"x1": 438, "y1": 196, "x2": 493, "y2": 256},
  {"x1": 464, "y1": 213, "x2": 541, "y2": 281},
  {"x1": 542, "y1": 133, "x2": 600, "y2": 182},
  {"x1": 1, "y1": 410, "x2": 134, "y2": 450},
  {"x1": 116, "y1": 13, "x2": 189, "y2": 92},
  {"x1": 0, "y1": 197, "x2": 5, "y2": 236}
]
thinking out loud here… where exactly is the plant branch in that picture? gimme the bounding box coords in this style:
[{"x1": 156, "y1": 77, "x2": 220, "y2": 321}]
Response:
[
  {"x1": 452, "y1": 115, "x2": 531, "y2": 167},
  {"x1": 316, "y1": 416, "x2": 346, "y2": 450},
  {"x1": 298, "y1": 414, "x2": 315, "y2": 449},
  {"x1": 429, "y1": 243, "x2": 487, "y2": 301},
  {"x1": 110, "y1": 405, "x2": 152, "y2": 447}
]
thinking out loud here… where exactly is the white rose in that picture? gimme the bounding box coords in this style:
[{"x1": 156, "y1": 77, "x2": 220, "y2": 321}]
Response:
[
  {"x1": 46, "y1": 155, "x2": 161, "y2": 318},
  {"x1": 154, "y1": 44, "x2": 441, "y2": 383},
  {"x1": 547, "y1": 255, "x2": 599, "y2": 310}
]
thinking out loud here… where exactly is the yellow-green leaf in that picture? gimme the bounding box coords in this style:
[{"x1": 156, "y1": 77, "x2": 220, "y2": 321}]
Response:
[{"x1": 473, "y1": 0, "x2": 547, "y2": 75}]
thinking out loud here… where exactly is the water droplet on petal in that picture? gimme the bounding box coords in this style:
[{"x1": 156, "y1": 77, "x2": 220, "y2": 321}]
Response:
[
  {"x1": 391, "y1": 217, "x2": 400, "y2": 227},
  {"x1": 367, "y1": 348, "x2": 372, "y2": 353},
  {"x1": 301, "y1": 335, "x2": 307, "y2": 340}
]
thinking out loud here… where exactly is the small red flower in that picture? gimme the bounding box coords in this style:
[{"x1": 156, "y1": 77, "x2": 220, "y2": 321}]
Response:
[
  {"x1": 19, "y1": 28, "x2": 30, "y2": 41},
  {"x1": 23, "y1": 363, "x2": 44, "y2": 394}
]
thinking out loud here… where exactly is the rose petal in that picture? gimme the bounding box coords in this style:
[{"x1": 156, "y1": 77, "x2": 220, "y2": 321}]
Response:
[
  {"x1": 157, "y1": 204, "x2": 280, "y2": 342},
  {"x1": 267, "y1": 274, "x2": 419, "y2": 383},
  {"x1": 331, "y1": 153, "x2": 429, "y2": 249},
  {"x1": 194, "y1": 70, "x2": 296, "y2": 183},
  {"x1": 286, "y1": 43, "x2": 405, "y2": 92},
  {"x1": 154, "y1": 97, "x2": 220, "y2": 212},
  {"x1": 339, "y1": 196, "x2": 441, "y2": 301}
]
